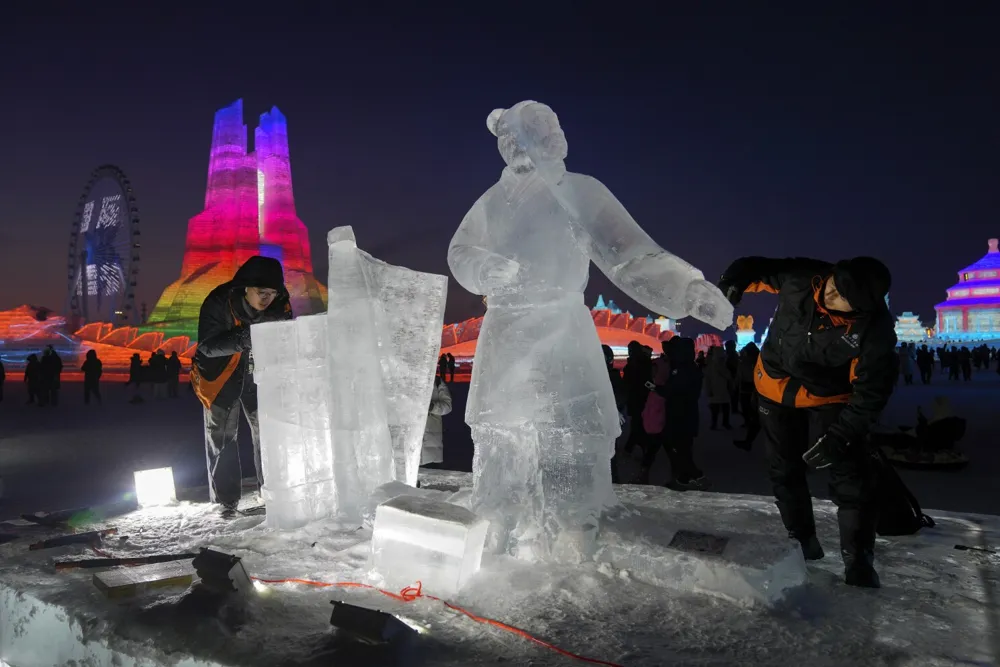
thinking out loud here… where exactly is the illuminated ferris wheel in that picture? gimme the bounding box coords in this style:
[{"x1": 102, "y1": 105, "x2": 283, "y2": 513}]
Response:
[{"x1": 67, "y1": 165, "x2": 141, "y2": 327}]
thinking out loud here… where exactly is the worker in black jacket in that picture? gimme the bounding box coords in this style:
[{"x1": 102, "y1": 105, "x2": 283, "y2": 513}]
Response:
[
  {"x1": 718, "y1": 256, "x2": 896, "y2": 588},
  {"x1": 192, "y1": 256, "x2": 292, "y2": 516}
]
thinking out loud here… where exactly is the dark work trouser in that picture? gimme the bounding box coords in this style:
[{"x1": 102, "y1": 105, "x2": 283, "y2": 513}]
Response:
[
  {"x1": 641, "y1": 433, "x2": 702, "y2": 483},
  {"x1": 709, "y1": 403, "x2": 731, "y2": 429},
  {"x1": 739, "y1": 385, "x2": 760, "y2": 443},
  {"x1": 84, "y1": 380, "x2": 100, "y2": 404},
  {"x1": 758, "y1": 397, "x2": 878, "y2": 572},
  {"x1": 204, "y1": 387, "x2": 262, "y2": 505}
]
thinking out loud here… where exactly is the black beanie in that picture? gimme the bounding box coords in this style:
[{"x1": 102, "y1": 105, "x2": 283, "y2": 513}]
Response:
[
  {"x1": 832, "y1": 257, "x2": 891, "y2": 313},
  {"x1": 232, "y1": 256, "x2": 285, "y2": 291}
]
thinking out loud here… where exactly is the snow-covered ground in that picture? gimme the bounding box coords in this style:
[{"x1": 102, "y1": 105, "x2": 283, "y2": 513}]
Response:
[
  {"x1": 1, "y1": 469, "x2": 999, "y2": 667},
  {"x1": 0, "y1": 373, "x2": 998, "y2": 666}
]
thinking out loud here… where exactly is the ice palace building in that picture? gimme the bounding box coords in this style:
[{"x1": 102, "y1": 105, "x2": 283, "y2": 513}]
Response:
[{"x1": 934, "y1": 238, "x2": 1000, "y2": 344}]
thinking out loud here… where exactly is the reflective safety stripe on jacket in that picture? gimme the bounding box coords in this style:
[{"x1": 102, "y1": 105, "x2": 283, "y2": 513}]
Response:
[{"x1": 753, "y1": 355, "x2": 858, "y2": 408}]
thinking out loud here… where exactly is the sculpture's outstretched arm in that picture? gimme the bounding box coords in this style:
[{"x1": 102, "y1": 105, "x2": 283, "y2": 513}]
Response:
[
  {"x1": 448, "y1": 195, "x2": 519, "y2": 295},
  {"x1": 566, "y1": 174, "x2": 733, "y2": 331}
]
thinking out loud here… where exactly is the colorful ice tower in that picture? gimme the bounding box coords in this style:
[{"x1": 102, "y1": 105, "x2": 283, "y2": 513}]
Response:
[
  {"x1": 934, "y1": 238, "x2": 1000, "y2": 342},
  {"x1": 145, "y1": 100, "x2": 326, "y2": 339}
]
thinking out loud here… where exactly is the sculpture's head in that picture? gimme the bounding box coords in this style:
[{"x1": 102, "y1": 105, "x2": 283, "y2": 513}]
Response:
[{"x1": 487, "y1": 101, "x2": 568, "y2": 183}]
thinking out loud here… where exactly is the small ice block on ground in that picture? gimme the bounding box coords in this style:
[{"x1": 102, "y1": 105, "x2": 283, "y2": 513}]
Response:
[
  {"x1": 93, "y1": 560, "x2": 195, "y2": 601},
  {"x1": 369, "y1": 495, "x2": 488, "y2": 598},
  {"x1": 595, "y1": 506, "x2": 806, "y2": 607}
]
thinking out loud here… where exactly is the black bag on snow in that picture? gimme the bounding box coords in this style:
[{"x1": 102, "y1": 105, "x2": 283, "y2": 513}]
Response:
[{"x1": 873, "y1": 447, "x2": 935, "y2": 536}]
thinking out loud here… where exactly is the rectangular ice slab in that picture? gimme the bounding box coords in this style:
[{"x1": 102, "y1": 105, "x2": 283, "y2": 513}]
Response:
[
  {"x1": 369, "y1": 495, "x2": 488, "y2": 598},
  {"x1": 93, "y1": 561, "x2": 195, "y2": 601},
  {"x1": 253, "y1": 313, "x2": 341, "y2": 529},
  {"x1": 595, "y1": 505, "x2": 806, "y2": 607}
]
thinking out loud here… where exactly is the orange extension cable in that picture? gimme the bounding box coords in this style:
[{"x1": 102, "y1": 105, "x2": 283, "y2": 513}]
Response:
[{"x1": 251, "y1": 576, "x2": 625, "y2": 667}]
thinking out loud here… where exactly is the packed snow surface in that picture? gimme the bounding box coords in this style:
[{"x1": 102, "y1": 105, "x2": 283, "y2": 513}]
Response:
[{"x1": 2, "y1": 469, "x2": 998, "y2": 666}]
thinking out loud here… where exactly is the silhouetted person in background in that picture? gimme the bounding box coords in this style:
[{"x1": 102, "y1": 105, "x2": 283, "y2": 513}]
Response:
[
  {"x1": 166, "y1": 351, "x2": 182, "y2": 398},
  {"x1": 24, "y1": 354, "x2": 40, "y2": 404},
  {"x1": 622, "y1": 341, "x2": 652, "y2": 456},
  {"x1": 705, "y1": 346, "x2": 734, "y2": 430},
  {"x1": 126, "y1": 353, "x2": 143, "y2": 404},
  {"x1": 39, "y1": 346, "x2": 63, "y2": 406},
  {"x1": 447, "y1": 353, "x2": 456, "y2": 382},
  {"x1": 724, "y1": 340, "x2": 741, "y2": 415},
  {"x1": 652, "y1": 337, "x2": 707, "y2": 490},
  {"x1": 149, "y1": 350, "x2": 168, "y2": 399},
  {"x1": 420, "y1": 375, "x2": 453, "y2": 467},
  {"x1": 898, "y1": 342, "x2": 915, "y2": 386},
  {"x1": 734, "y1": 342, "x2": 761, "y2": 451},
  {"x1": 603, "y1": 344, "x2": 627, "y2": 483},
  {"x1": 192, "y1": 256, "x2": 292, "y2": 517},
  {"x1": 438, "y1": 353, "x2": 448, "y2": 381},
  {"x1": 81, "y1": 349, "x2": 103, "y2": 405},
  {"x1": 916, "y1": 344, "x2": 933, "y2": 384},
  {"x1": 960, "y1": 346, "x2": 972, "y2": 381},
  {"x1": 695, "y1": 349, "x2": 707, "y2": 369},
  {"x1": 948, "y1": 346, "x2": 961, "y2": 380}
]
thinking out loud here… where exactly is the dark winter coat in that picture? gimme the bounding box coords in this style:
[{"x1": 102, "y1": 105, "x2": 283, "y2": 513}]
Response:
[
  {"x1": 149, "y1": 354, "x2": 168, "y2": 383},
  {"x1": 40, "y1": 351, "x2": 63, "y2": 389},
  {"x1": 193, "y1": 257, "x2": 292, "y2": 410},
  {"x1": 721, "y1": 257, "x2": 897, "y2": 448},
  {"x1": 622, "y1": 350, "x2": 652, "y2": 417},
  {"x1": 24, "y1": 357, "x2": 40, "y2": 389},
  {"x1": 82, "y1": 351, "x2": 102, "y2": 383},
  {"x1": 655, "y1": 337, "x2": 702, "y2": 440},
  {"x1": 166, "y1": 355, "x2": 182, "y2": 380}
]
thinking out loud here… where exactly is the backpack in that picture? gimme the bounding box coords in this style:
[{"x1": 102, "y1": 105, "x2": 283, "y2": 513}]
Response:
[
  {"x1": 873, "y1": 447, "x2": 935, "y2": 536},
  {"x1": 641, "y1": 358, "x2": 671, "y2": 435}
]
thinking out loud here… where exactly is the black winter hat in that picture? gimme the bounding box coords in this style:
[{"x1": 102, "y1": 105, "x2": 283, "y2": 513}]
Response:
[
  {"x1": 832, "y1": 257, "x2": 891, "y2": 313},
  {"x1": 232, "y1": 256, "x2": 285, "y2": 291}
]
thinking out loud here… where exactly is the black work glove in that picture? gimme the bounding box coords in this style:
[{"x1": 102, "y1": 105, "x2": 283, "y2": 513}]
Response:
[
  {"x1": 717, "y1": 259, "x2": 754, "y2": 307},
  {"x1": 802, "y1": 432, "x2": 849, "y2": 469},
  {"x1": 236, "y1": 326, "x2": 252, "y2": 352}
]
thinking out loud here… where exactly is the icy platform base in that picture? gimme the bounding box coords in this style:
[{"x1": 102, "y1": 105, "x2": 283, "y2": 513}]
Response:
[
  {"x1": 2, "y1": 471, "x2": 999, "y2": 667},
  {"x1": 595, "y1": 505, "x2": 806, "y2": 607}
]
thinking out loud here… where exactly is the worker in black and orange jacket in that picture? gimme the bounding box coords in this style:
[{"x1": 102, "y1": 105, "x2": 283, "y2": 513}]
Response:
[
  {"x1": 718, "y1": 256, "x2": 897, "y2": 589},
  {"x1": 192, "y1": 256, "x2": 292, "y2": 517}
]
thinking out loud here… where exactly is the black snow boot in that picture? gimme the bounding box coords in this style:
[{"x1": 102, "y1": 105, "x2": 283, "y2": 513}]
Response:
[
  {"x1": 839, "y1": 508, "x2": 880, "y2": 588},
  {"x1": 219, "y1": 500, "x2": 239, "y2": 519}
]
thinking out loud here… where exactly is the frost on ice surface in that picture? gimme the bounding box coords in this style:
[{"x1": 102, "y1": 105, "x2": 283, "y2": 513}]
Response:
[
  {"x1": 369, "y1": 494, "x2": 488, "y2": 598},
  {"x1": 449, "y1": 101, "x2": 734, "y2": 562}
]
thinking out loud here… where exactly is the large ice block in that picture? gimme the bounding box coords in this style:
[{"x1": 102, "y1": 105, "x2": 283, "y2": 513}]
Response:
[
  {"x1": 447, "y1": 101, "x2": 733, "y2": 562},
  {"x1": 369, "y1": 495, "x2": 489, "y2": 598},
  {"x1": 326, "y1": 227, "x2": 396, "y2": 514},
  {"x1": 358, "y1": 251, "x2": 448, "y2": 486},
  {"x1": 252, "y1": 313, "x2": 341, "y2": 529}
]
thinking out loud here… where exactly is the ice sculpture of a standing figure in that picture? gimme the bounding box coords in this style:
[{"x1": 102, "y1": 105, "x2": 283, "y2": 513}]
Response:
[{"x1": 448, "y1": 101, "x2": 733, "y2": 562}]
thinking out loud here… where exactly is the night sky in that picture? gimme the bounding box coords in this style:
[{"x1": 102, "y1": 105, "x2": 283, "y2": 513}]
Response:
[{"x1": 1, "y1": 3, "x2": 998, "y2": 336}]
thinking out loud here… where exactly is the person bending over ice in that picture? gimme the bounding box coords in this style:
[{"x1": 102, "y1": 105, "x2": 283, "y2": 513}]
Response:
[
  {"x1": 448, "y1": 101, "x2": 732, "y2": 562},
  {"x1": 718, "y1": 255, "x2": 896, "y2": 587},
  {"x1": 192, "y1": 256, "x2": 292, "y2": 518}
]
